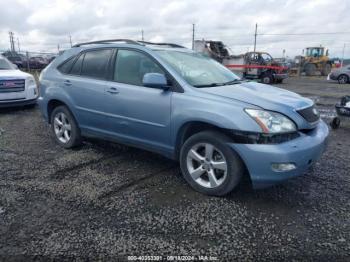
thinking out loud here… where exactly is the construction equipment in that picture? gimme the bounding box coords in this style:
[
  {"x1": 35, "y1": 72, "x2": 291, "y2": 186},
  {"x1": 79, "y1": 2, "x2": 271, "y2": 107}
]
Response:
[
  {"x1": 331, "y1": 96, "x2": 350, "y2": 129},
  {"x1": 295, "y1": 46, "x2": 333, "y2": 76},
  {"x1": 194, "y1": 40, "x2": 288, "y2": 84}
]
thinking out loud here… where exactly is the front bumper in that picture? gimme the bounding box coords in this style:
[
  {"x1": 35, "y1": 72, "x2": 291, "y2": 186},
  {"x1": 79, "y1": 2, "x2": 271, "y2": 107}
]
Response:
[
  {"x1": 273, "y1": 73, "x2": 288, "y2": 80},
  {"x1": 229, "y1": 120, "x2": 329, "y2": 189},
  {"x1": 0, "y1": 98, "x2": 37, "y2": 108}
]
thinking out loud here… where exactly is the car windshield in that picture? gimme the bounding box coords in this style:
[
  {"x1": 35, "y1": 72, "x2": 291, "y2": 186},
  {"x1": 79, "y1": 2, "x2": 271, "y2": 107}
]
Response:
[
  {"x1": 0, "y1": 58, "x2": 15, "y2": 70},
  {"x1": 155, "y1": 50, "x2": 240, "y2": 87}
]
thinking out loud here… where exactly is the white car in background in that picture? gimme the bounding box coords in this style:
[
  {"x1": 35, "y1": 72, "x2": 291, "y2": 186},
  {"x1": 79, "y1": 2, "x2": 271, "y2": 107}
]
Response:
[{"x1": 0, "y1": 55, "x2": 38, "y2": 108}]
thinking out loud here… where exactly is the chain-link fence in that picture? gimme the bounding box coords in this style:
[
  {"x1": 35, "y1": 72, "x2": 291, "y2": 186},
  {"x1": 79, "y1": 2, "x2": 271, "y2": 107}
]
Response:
[{"x1": 1, "y1": 50, "x2": 58, "y2": 75}]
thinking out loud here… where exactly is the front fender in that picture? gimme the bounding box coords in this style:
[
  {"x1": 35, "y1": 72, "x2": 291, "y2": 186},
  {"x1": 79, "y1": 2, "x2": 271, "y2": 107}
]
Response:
[{"x1": 171, "y1": 93, "x2": 262, "y2": 146}]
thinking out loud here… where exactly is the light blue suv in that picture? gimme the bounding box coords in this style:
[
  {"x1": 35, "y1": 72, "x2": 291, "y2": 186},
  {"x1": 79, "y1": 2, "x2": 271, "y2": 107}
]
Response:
[{"x1": 38, "y1": 39, "x2": 329, "y2": 196}]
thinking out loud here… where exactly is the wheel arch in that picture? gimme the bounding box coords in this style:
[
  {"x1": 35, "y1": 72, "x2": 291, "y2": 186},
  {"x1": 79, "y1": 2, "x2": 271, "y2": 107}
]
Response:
[
  {"x1": 174, "y1": 121, "x2": 232, "y2": 160},
  {"x1": 47, "y1": 99, "x2": 76, "y2": 124}
]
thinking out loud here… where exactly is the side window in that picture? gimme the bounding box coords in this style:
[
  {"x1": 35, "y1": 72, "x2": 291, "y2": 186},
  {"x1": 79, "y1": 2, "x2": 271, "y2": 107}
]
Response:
[
  {"x1": 57, "y1": 56, "x2": 76, "y2": 74},
  {"x1": 114, "y1": 49, "x2": 164, "y2": 86},
  {"x1": 80, "y1": 49, "x2": 112, "y2": 79},
  {"x1": 70, "y1": 54, "x2": 84, "y2": 75}
]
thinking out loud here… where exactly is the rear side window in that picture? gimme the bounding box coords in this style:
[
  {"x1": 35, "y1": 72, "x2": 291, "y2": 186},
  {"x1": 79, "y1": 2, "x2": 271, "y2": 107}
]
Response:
[
  {"x1": 80, "y1": 49, "x2": 112, "y2": 79},
  {"x1": 70, "y1": 54, "x2": 84, "y2": 75},
  {"x1": 57, "y1": 56, "x2": 76, "y2": 74}
]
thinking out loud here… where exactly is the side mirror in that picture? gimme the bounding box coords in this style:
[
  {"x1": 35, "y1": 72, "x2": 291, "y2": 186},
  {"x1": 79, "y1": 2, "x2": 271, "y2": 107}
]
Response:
[{"x1": 142, "y1": 73, "x2": 169, "y2": 90}]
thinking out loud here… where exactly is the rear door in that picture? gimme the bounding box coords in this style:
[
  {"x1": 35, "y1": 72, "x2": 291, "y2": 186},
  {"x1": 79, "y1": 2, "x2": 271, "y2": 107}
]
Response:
[
  {"x1": 103, "y1": 49, "x2": 172, "y2": 152},
  {"x1": 60, "y1": 48, "x2": 113, "y2": 133}
]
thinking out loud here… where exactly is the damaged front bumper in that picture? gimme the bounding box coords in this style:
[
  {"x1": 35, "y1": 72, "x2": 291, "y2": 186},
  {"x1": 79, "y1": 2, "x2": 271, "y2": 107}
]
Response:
[{"x1": 228, "y1": 120, "x2": 329, "y2": 189}]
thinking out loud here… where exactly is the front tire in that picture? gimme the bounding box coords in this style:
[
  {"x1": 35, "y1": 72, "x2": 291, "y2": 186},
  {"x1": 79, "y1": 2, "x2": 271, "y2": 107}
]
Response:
[
  {"x1": 50, "y1": 106, "x2": 82, "y2": 148},
  {"x1": 180, "y1": 131, "x2": 244, "y2": 196},
  {"x1": 305, "y1": 63, "x2": 316, "y2": 76},
  {"x1": 261, "y1": 73, "x2": 273, "y2": 84},
  {"x1": 331, "y1": 117, "x2": 340, "y2": 129}
]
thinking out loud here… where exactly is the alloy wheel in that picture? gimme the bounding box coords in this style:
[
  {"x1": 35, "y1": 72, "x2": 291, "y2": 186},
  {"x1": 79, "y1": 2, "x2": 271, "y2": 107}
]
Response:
[
  {"x1": 186, "y1": 143, "x2": 228, "y2": 188},
  {"x1": 338, "y1": 75, "x2": 348, "y2": 84},
  {"x1": 53, "y1": 112, "x2": 72, "y2": 143}
]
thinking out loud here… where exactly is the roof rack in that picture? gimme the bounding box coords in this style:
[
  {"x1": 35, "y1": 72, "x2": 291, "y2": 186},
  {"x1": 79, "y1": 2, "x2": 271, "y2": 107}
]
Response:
[
  {"x1": 73, "y1": 39, "x2": 141, "y2": 47},
  {"x1": 137, "y1": 41, "x2": 185, "y2": 48},
  {"x1": 72, "y1": 39, "x2": 186, "y2": 49}
]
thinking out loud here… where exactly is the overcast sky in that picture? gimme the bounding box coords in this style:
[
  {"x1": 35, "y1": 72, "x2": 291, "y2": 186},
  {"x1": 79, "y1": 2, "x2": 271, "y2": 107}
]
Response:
[{"x1": 0, "y1": 0, "x2": 349, "y2": 58}]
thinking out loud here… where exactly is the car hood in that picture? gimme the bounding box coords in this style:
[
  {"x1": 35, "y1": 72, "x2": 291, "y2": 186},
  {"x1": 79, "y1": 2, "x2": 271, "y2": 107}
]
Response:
[
  {"x1": 200, "y1": 81, "x2": 313, "y2": 111},
  {"x1": 0, "y1": 69, "x2": 30, "y2": 79}
]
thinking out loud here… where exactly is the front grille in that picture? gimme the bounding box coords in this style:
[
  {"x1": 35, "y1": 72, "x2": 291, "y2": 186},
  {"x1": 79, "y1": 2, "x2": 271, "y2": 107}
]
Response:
[
  {"x1": 0, "y1": 79, "x2": 25, "y2": 93},
  {"x1": 297, "y1": 105, "x2": 320, "y2": 123}
]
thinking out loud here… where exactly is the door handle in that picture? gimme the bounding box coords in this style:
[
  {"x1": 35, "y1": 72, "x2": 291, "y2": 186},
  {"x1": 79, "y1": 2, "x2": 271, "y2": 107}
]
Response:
[
  {"x1": 63, "y1": 80, "x2": 72, "y2": 86},
  {"x1": 106, "y1": 87, "x2": 119, "y2": 94}
]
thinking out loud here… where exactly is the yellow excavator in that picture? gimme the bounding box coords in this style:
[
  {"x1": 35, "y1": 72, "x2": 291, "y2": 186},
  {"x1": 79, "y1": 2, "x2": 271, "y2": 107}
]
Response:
[{"x1": 297, "y1": 46, "x2": 333, "y2": 76}]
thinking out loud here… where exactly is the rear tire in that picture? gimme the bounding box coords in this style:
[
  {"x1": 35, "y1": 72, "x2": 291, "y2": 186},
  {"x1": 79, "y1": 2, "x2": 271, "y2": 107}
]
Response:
[
  {"x1": 180, "y1": 131, "x2": 244, "y2": 196},
  {"x1": 305, "y1": 63, "x2": 316, "y2": 76},
  {"x1": 338, "y1": 74, "x2": 349, "y2": 84},
  {"x1": 275, "y1": 79, "x2": 283, "y2": 84},
  {"x1": 50, "y1": 105, "x2": 82, "y2": 148},
  {"x1": 321, "y1": 63, "x2": 331, "y2": 76}
]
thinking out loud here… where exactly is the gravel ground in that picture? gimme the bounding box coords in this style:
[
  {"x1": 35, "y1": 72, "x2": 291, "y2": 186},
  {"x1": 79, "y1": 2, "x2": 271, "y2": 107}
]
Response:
[{"x1": 0, "y1": 77, "x2": 349, "y2": 261}]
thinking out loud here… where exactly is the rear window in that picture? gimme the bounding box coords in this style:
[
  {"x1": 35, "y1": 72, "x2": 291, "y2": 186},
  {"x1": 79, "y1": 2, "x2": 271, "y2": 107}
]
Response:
[{"x1": 80, "y1": 49, "x2": 112, "y2": 79}]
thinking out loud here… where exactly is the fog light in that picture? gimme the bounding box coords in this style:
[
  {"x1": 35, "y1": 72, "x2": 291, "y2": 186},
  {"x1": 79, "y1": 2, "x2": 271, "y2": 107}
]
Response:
[{"x1": 271, "y1": 163, "x2": 296, "y2": 172}]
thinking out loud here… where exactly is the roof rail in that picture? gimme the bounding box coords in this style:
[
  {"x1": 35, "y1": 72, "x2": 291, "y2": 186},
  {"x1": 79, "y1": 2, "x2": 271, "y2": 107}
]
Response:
[
  {"x1": 73, "y1": 39, "x2": 141, "y2": 47},
  {"x1": 137, "y1": 41, "x2": 185, "y2": 48}
]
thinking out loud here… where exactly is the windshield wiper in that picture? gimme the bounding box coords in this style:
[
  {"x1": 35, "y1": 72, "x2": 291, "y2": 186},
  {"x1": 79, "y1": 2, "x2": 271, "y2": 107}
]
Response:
[
  {"x1": 222, "y1": 79, "x2": 244, "y2": 85},
  {"x1": 193, "y1": 79, "x2": 247, "y2": 88},
  {"x1": 193, "y1": 83, "x2": 223, "y2": 88}
]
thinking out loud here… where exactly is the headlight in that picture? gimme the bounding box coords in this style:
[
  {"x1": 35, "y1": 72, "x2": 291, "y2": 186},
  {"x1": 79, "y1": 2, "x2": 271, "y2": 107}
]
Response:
[
  {"x1": 245, "y1": 109, "x2": 296, "y2": 133},
  {"x1": 27, "y1": 77, "x2": 36, "y2": 87}
]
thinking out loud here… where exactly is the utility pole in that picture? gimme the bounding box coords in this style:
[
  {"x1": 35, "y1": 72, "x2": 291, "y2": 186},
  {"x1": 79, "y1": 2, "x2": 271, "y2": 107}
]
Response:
[
  {"x1": 57, "y1": 44, "x2": 60, "y2": 53},
  {"x1": 192, "y1": 23, "x2": 195, "y2": 50},
  {"x1": 141, "y1": 30, "x2": 144, "y2": 41},
  {"x1": 341, "y1": 43, "x2": 346, "y2": 67},
  {"x1": 69, "y1": 35, "x2": 72, "y2": 47},
  {"x1": 253, "y1": 23, "x2": 257, "y2": 53},
  {"x1": 9, "y1": 31, "x2": 15, "y2": 52},
  {"x1": 17, "y1": 37, "x2": 20, "y2": 53}
]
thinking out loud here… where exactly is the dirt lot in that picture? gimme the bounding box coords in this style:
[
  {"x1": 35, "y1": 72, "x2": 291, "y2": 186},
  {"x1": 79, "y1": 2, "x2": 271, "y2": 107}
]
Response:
[{"x1": 0, "y1": 77, "x2": 349, "y2": 261}]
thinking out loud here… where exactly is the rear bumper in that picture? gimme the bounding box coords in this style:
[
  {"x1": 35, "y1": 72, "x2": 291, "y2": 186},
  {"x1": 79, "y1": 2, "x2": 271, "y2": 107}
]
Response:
[
  {"x1": 0, "y1": 98, "x2": 37, "y2": 108},
  {"x1": 273, "y1": 73, "x2": 288, "y2": 80},
  {"x1": 229, "y1": 120, "x2": 329, "y2": 189},
  {"x1": 37, "y1": 96, "x2": 49, "y2": 121}
]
